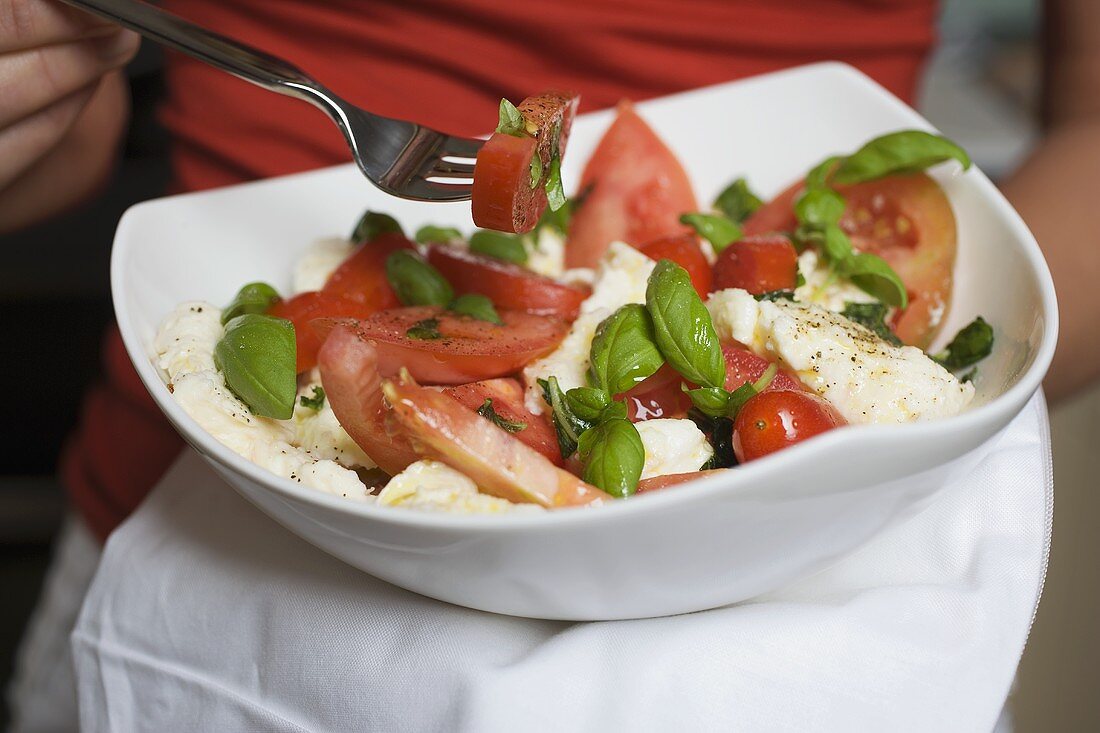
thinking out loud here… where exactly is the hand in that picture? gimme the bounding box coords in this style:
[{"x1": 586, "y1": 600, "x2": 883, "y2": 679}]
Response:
[{"x1": 0, "y1": 1, "x2": 139, "y2": 229}]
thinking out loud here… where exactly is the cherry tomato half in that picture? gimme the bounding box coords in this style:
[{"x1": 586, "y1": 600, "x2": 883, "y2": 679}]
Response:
[
  {"x1": 712, "y1": 234, "x2": 799, "y2": 294},
  {"x1": 616, "y1": 363, "x2": 691, "y2": 422},
  {"x1": 732, "y1": 389, "x2": 845, "y2": 463},
  {"x1": 721, "y1": 344, "x2": 805, "y2": 393}
]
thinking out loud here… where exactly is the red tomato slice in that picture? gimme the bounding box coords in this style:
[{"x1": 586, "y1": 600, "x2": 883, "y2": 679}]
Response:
[
  {"x1": 472, "y1": 91, "x2": 579, "y2": 234},
  {"x1": 566, "y1": 102, "x2": 697, "y2": 269},
  {"x1": 712, "y1": 234, "x2": 799, "y2": 295},
  {"x1": 321, "y1": 232, "x2": 413, "y2": 310},
  {"x1": 636, "y1": 470, "x2": 732, "y2": 494},
  {"x1": 635, "y1": 234, "x2": 712, "y2": 297},
  {"x1": 426, "y1": 245, "x2": 588, "y2": 319},
  {"x1": 744, "y1": 173, "x2": 956, "y2": 348},
  {"x1": 616, "y1": 363, "x2": 691, "y2": 422},
  {"x1": 269, "y1": 292, "x2": 377, "y2": 373},
  {"x1": 443, "y1": 378, "x2": 563, "y2": 465},
  {"x1": 732, "y1": 389, "x2": 845, "y2": 463},
  {"x1": 721, "y1": 344, "x2": 805, "y2": 393},
  {"x1": 350, "y1": 306, "x2": 567, "y2": 384}
]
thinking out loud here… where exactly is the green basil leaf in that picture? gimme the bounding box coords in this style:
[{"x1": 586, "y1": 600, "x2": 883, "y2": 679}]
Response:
[
  {"x1": 350, "y1": 210, "x2": 403, "y2": 243},
  {"x1": 299, "y1": 385, "x2": 326, "y2": 411},
  {"x1": 841, "y1": 301, "x2": 902, "y2": 346},
  {"x1": 469, "y1": 230, "x2": 528, "y2": 264},
  {"x1": 832, "y1": 131, "x2": 972, "y2": 185},
  {"x1": 538, "y1": 376, "x2": 592, "y2": 458},
  {"x1": 405, "y1": 317, "x2": 442, "y2": 340},
  {"x1": 222, "y1": 282, "x2": 280, "y2": 325},
  {"x1": 689, "y1": 411, "x2": 737, "y2": 469},
  {"x1": 532, "y1": 196, "x2": 574, "y2": 238},
  {"x1": 713, "y1": 178, "x2": 763, "y2": 223},
  {"x1": 754, "y1": 290, "x2": 796, "y2": 303},
  {"x1": 932, "y1": 317, "x2": 994, "y2": 371},
  {"x1": 588, "y1": 304, "x2": 664, "y2": 395},
  {"x1": 794, "y1": 187, "x2": 845, "y2": 229},
  {"x1": 448, "y1": 293, "x2": 502, "y2": 324},
  {"x1": 214, "y1": 314, "x2": 297, "y2": 420},
  {"x1": 544, "y1": 154, "x2": 566, "y2": 211},
  {"x1": 679, "y1": 212, "x2": 742, "y2": 253},
  {"x1": 566, "y1": 387, "x2": 611, "y2": 423},
  {"x1": 685, "y1": 386, "x2": 730, "y2": 419},
  {"x1": 960, "y1": 368, "x2": 977, "y2": 384},
  {"x1": 599, "y1": 400, "x2": 628, "y2": 422},
  {"x1": 805, "y1": 155, "x2": 843, "y2": 190},
  {"x1": 529, "y1": 153, "x2": 543, "y2": 189},
  {"x1": 414, "y1": 225, "x2": 462, "y2": 244},
  {"x1": 839, "y1": 252, "x2": 909, "y2": 309},
  {"x1": 821, "y1": 224, "x2": 853, "y2": 264},
  {"x1": 577, "y1": 417, "x2": 644, "y2": 498},
  {"x1": 645, "y1": 260, "x2": 726, "y2": 389},
  {"x1": 385, "y1": 250, "x2": 454, "y2": 306},
  {"x1": 496, "y1": 98, "x2": 526, "y2": 137},
  {"x1": 476, "y1": 398, "x2": 527, "y2": 433}
]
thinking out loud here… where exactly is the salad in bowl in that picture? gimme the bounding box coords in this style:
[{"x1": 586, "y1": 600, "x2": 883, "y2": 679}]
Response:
[{"x1": 153, "y1": 95, "x2": 992, "y2": 516}]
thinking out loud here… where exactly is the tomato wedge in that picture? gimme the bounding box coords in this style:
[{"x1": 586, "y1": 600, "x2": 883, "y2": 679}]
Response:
[
  {"x1": 744, "y1": 173, "x2": 956, "y2": 348},
  {"x1": 636, "y1": 470, "x2": 732, "y2": 494},
  {"x1": 321, "y1": 232, "x2": 413, "y2": 309},
  {"x1": 617, "y1": 363, "x2": 691, "y2": 421},
  {"x1": 634, "y1": 234, "x2": 712, "y2": 297},
  {"x1": 566, "y1": 102, "x2": 697, "y2": 269},
  {"x1": 722, "y1": 344, "x2": 805, "y2": 393},
  {"x1": 349, "y1": 306, "x2": 567, "y2": 384},
  {"x1": 443, "y1": 378, "x2": 563, "y2": 465},
  {"x1": 732, "y1": 390, "x2": 845, "y2": 463},
  {"x1": 472, "y1": 91, "x2": 579, "y2": 234},
  {"x1": 426, "y1": 245, "x2": 588, "y2": 319},
  {"x1": 269, "y1": 291, "x2": 377, "y2": 373},
  {"x1": 712, "y1": 234, "x2": 799, "y2": 295}
]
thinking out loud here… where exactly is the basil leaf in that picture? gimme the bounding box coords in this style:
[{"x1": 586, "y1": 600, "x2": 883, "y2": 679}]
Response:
[
  {"x1": 754, "y1": 290, "x2": 796, "y2": 302},
  {"x1": 448, "y1": 293, "x2": 502, "y2": 324},
  {"x1": 725, "y1": 363, "x2": 777, "y2": 419},
  {"x1": 406, "y1": 317, "x2": 442, "y2": 340},
  {"x1": 544, "y1": 154, "x2": 566, "y2": 211},
  {"x1": 533, "y1": 196, "x2": 574, "y2": 238},
  {"x1": 679, "y1": 212, "x2": 742, "y2": 253},
  {"x1": 477, "y1": 398, "x2": 527, "y2": 433},
  {"x1": 685, "y1": 386, "x2": 729, "y2": 419},
  {"x1": 599, "y1": 400, "x2": 628, "y2": 422},
  {"x1": 577, "y1": 417, "x2": 644, "y2": 498},
  {"x1": 690, "y1": 411, "x2": 737, "y2": 469},
  {"x1": 841, "y1": 301, "x2": 902, "y2": 346},
  {"x1": 538, "y1": 376, "x2": 592, "y2": 458},
  {"x1": 821, "y1": 224, "x2": 853, "y2": 263},
  {"x1": 496, "y1": 98, "x2": 526, "y2": 137},
  {"x1": 960, "y1": 368, "x2": 977, "y2": 384},
  {"x1": 588, "y1": 304, "x2": 664, "y2": 395},
  {"x1": 832, "y1": 131, "x2": 972, "y2": 185},
  {"x1": 795, "y1": 187, "x2": 845, "y2": 229},
  {"x1": 645, "y1": 260, "x2": 726, "y2": 389},
  {"x1": 469, "y1": 230, "x2": 528, "y2": 264},
  {"x1": 214, "y1": 314, "x2": 297, "y2": 420},
  {"x1": 840, "y1": 252, "x2": 909, "y2": 309},
  {"x1": 566, "y1": 387, "x2": 611, "y2": 423},
  {"x1": 529, "y1": 153, "x2": 543, "y2": 189},
  {"x1": 350, "y1": 210, "x2": 402, "y2": 243},
  {"x1": 713, "y1": 178, "x2": 763, "y2": 223},
  {"x1": 385, "y1": 250, "x2": 454, "y2": 306},
  {"x1": 805, "y1": 156, "x2": 843, "y2": 190},
  {"x1": 299, "y1": 386, "x2": 326, "y2": 411},
  {"x1": 415, "y1": 225, "x2": 462, "y2": 244},
  {"x1": 222, "y1": 282, "x2": 280, "y2": 325},
  {"x1": 932, "y1": 317, "x2": 994, "y2": 371}
]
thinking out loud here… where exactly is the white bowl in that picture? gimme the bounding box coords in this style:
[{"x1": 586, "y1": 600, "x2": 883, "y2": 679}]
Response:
[{"x1": 112, "y1": 63, "x2": 1057, "y2": 620}]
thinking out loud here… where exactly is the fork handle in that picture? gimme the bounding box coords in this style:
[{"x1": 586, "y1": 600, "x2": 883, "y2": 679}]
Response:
[{"x1": 58, "y1": 0, "x2": 321, "y2": 97}]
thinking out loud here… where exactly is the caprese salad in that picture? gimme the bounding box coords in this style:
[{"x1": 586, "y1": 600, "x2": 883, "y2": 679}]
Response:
[{"x1": 154, "y1": 94, "x2": 993, "y2": 513}]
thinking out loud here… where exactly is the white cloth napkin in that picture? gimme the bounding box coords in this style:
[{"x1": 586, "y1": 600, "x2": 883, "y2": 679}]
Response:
[{"x1": 70, "y1": 394, "x2": 1052, "y2": 732}]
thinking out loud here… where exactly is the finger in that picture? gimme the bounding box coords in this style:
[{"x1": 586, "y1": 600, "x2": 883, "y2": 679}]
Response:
[
  {"x1": 0, "y1": 29, "x2": 138, "y2": 129},
  {"x1": 0, "y1": 79, "x2": 95, "y2": 190},
  {"x1": 0, "y1": 0, "x2": 120, "y2": 53}
]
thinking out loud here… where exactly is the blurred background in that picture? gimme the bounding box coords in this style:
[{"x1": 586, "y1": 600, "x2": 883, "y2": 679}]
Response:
[{"x1": 1, "y1": 0, "x2": 1096, "y2": 729}]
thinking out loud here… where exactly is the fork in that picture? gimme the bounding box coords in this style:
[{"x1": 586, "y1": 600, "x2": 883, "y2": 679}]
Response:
[{"x1": 59, "y1": 0, "x2": 482, "y2": 201}]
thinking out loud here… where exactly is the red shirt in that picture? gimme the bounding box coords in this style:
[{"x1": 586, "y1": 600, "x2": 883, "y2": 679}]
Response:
[{"x1": 65, "y1": 0, "x2": 937, "y2": 540}]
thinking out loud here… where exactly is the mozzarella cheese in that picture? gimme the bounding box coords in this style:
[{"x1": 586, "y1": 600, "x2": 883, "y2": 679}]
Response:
[
  {"x1": 377, "y1": 459, "x2": 543, "y2": 514},
  {"x1": 706, "y1": 288, "x2": 974, "y2": 424},
  {"x1": 292, "y1": 236, "x2": 354, "y2": 294},
  {"x1": 293, "y1": 372, "x2": 375, "y2": 469},
  {"x1": 793, "y1": 248, "x2": 879, "y2": 313},
  {"x1": 635, "y1": 419, "x2": 713, "y2": 480},
  {"x1": 524, "y1": 227, "x2": 566, "y2": 278},
  {"x1": 523, "y1": 242, "x2": 657, "y2": 413}
]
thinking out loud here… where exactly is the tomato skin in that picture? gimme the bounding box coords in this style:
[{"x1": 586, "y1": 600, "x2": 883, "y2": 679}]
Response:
[
  {"x1": 721, "y1": 344, "x2": 805, "y2": 393},
  {"x1": 636, "y1": 470, "x2": 731, "y2": 494},
  {"x1": 616, "y1": 363, "x2": 691, "y2": 421},
  {"x1": 321, "y1": 232, "x2": 412, "y2": 310},
  {"x1": 566, "y1": 102, "x2": 697, "y2": 269},
  {"x1": 732, "y1": 389, "x2": 845, "y2": 463},
  {"x1": 269, "y1": 292, "x2": 377, "y2": 373},
  {"x1": 443, "y1": 378, "x2": 563, "y2": 465},
  {"x1": 472, "y1": 91, "x2": 579, "y2": 234},
  {"x1": 712, "y1": 234, "x2": 799, "y2": 294},
  {"x1": 426, "y1": 245, "x2": 588, "y2": 319},
  {"x1": 351, "y1": 306, "x2": 567, "y2": 384},
  {"x1": 635, "y1": 234, "x2": 712, "y2": 297}
]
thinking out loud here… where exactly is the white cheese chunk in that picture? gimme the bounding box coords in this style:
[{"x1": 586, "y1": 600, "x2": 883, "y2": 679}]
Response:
[
  {"x1": 292, "y1": 236, "x2": 353, "y2": 294},
  {"x1": 378, "y1": 459, "x2": 542, "y2": 514},
  {"x1": 293, "y1": 373, "x2": 375, "y2": 469},
  {"x1": 794, "y1": 248, "x2": 879, "y2": 313},
  {"x1": 635, "y1": 419, "x2": 713, "y2": 480},
  {"x1": 524, "y1": 227, "x2": 566, "y2": 278}
]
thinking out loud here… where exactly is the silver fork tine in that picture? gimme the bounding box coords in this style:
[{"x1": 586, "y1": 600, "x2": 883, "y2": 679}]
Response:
[{"x1": 58, "y1": 0, "x2": 483, "y2": 203}]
